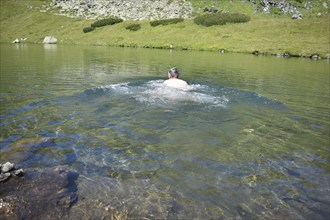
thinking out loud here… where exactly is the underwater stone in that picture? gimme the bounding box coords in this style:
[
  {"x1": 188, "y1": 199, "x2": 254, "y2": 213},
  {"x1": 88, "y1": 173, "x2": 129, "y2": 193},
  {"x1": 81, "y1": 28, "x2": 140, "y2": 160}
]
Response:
[
  {"x1": 243, "y1": 128, "x2": 254, "y2": 133},
  {"x1": 0, "y1": 166, "x2": 79, "y2": 219},
  {"x1": 0, "y1": 173, "x2": 11, "y2": 182}
]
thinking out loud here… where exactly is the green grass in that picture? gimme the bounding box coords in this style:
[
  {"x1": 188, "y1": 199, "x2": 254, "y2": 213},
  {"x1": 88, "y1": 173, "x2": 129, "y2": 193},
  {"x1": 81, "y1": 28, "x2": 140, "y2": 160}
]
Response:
[{"x1": 1, "y1": 0, "x2": 329, "y2": 57}]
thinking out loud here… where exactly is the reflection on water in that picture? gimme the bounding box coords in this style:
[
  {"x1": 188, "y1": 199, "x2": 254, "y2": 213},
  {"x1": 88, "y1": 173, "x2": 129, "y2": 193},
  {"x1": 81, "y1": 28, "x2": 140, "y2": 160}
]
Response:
[{"x1": 0, "y1": 43, "x2": 329, "y2": 219}]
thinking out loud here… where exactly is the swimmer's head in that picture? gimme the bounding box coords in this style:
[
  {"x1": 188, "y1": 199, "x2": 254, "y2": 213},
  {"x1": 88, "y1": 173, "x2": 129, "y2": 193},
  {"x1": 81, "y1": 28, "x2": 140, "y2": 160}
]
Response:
[{"x1": 168, "y1": 67, "x2": 180, "y2": 78}]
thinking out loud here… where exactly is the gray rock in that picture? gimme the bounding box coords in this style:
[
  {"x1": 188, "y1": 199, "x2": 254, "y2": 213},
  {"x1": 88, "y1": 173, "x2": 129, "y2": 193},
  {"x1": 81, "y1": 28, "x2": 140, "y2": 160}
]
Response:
[
  {"x1": 310, "y1": 54, "x2": 320, "y2": 60},
  {"x1": 43, "y1": 35, "x2": 58, "y2": 44},
  {"x1": 51, "y1": 0, "x2": 193, "y2": 20},
  {"x1": 263, "y1": 6, "x2": 270, "y2": 13},
  {"x1": 256, "y1": 0, "x2": 305, "y2": 17},
  {"x1": 12, "y1": 38, "x2": 20, "y2": 43},
  {"x1": 1, "y1": 162, "x2": 15, "y2": 173},
  {"x1": 292, "y1": 12, "x2": 303, "y2": 19},
  {"x1": 276, "y1": 52, "x2": 290, "y2": 57},
  {"x1": 13, "y1": 169, "x2": 24, "y2": 177}
]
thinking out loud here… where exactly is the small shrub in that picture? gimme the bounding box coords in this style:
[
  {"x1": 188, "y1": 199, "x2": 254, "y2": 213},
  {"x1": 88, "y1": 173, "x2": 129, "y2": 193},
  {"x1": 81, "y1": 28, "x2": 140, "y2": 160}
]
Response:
[
  {"x1": 83, "y1": 26, "x2": 95, "y2": 33},
  {"x1": 194, "y1": 13, "x2": 250, "y2": 27},
  {"x1": 226, "y1": 13, "x2": 251, "y2": 23},
  {"x1": 150, "y1": 18, "x2": 184, "y2": 27},
  {"x1": 194, "y1": 14, "x2": 225, "y2": 26},
  {"x1": 126, "y1": 24, "x2": 141, "y2": 31},
  {"x1": 91, "y1": 17, "x2": 123, "y2": 28}
]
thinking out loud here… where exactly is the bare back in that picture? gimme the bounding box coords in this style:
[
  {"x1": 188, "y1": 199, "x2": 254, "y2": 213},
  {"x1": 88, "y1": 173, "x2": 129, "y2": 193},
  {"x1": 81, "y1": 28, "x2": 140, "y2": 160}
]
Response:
[{"x1": 164, "y1": 78, "x2": 188, "y2": 89}]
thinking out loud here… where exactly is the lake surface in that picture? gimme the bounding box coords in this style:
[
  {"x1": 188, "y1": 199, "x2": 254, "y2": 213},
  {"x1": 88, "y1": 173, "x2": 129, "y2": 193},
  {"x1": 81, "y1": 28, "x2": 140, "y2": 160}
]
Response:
[{"x1": 1, "y1": 43, "x2": 329, "y2": 219}]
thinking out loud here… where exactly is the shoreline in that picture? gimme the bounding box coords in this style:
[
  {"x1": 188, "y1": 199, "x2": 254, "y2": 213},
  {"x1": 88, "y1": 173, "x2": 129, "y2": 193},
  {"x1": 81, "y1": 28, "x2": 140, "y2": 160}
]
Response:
[{"x1": 4, "y1": 41, "x2": 330, "y2": 60}]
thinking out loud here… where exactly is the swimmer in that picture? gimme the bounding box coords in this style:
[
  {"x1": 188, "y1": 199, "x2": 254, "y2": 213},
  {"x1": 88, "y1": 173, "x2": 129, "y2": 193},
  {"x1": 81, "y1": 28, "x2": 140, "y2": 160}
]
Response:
[{"x1": 164, "y1": 67, "x2": 188, "y2": 88}]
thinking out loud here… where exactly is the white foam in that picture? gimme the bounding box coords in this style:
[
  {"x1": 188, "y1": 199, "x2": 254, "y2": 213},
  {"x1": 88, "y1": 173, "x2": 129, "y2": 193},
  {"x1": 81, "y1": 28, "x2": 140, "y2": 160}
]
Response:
[
  {"x1": 108, "y1": 83, "x2": 132, "y2": 94},
  {"x1": 95, "y1": 80, "x2": 228, "y2": 108}
]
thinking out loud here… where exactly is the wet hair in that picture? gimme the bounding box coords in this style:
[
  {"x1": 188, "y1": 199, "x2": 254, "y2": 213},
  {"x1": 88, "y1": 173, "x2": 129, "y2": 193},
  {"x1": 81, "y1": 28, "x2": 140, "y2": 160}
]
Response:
[{"x1": 168, "y1": 67, "x2": 180, "y2": 78}]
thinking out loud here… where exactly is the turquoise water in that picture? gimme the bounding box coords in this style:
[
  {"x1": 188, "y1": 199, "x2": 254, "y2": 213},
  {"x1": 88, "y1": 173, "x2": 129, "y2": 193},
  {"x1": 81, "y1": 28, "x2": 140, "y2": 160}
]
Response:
[{"x1": 0, "y1": 43, "x2": 329, "y2": 219}]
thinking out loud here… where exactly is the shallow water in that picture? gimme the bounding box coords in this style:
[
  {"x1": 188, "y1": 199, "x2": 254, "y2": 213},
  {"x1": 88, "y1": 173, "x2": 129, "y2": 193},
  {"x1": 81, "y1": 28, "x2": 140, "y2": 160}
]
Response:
[{"x1": 0, "y1": 43, "x2": 329, "y2": 219}]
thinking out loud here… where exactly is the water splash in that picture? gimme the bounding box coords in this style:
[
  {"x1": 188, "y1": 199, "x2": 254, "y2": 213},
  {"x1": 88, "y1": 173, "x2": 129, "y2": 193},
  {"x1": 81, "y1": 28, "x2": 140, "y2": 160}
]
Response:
[
  {"x1": 84, "y1": 80, "x2": 229, "y2": 108},
  {"x1": 83, "y1": 80, "x2": 286, "y2": 110}
]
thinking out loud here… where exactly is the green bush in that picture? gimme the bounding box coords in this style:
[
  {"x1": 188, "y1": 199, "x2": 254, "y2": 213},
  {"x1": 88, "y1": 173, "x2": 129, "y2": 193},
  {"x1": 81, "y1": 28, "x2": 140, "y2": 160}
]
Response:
[
  {"x1": 83, "y1": 26, "x2": 95, "y2": 33},
  {"x1": 194, "y1": 13, "x2": 250, "y2": 27},
  {"x1": 226, "y1": 13, "x2": 251, "y2": 23},
  {"x1": 150, "y1": 18, "x2": 184, "y2": 27},
  {"x1": 126, "y1": 24, "x2": 141, "y2": 31},
  {"x1": 91, "y1": 17, "x2": 123, "y2": 28}
]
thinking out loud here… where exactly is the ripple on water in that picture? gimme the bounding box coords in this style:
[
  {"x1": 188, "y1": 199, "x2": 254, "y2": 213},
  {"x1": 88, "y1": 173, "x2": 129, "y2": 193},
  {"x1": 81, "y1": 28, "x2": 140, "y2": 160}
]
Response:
[{"x1": 1, "y1": 79, "x2": 295, "y2": 219}]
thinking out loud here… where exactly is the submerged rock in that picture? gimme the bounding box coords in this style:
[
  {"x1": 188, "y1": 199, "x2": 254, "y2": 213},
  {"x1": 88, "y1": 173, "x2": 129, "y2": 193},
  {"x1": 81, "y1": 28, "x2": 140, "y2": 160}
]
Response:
[
  {"x1": 0, "y1": 165, "x2": 78, "y2": 220},
  {"x1": 243, "y1": 128, "x2": 255, "y2": 133},
  {"x1": 0, "y1": 161, "x2": 23, "y2": 184},
  {"x1": 0, "y1": 172, "x2": 11, "y2": 182}
]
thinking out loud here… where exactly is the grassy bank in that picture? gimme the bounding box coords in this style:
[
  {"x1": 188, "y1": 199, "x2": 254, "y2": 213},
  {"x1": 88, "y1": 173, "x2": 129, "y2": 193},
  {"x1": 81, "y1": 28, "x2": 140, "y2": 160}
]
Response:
[{"x1": 1, "y1": 0, "x2": 329, "y2": 58}]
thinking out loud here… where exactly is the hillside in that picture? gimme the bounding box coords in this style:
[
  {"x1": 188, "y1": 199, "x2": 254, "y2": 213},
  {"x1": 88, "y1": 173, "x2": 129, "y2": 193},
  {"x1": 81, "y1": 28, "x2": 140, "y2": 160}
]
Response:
[
  {"x1": 0, "y1": 0, "x2": 329, "y2": 58},
  {"x1": 23, "y1": 0, "x2": 330, "y2": 21}
]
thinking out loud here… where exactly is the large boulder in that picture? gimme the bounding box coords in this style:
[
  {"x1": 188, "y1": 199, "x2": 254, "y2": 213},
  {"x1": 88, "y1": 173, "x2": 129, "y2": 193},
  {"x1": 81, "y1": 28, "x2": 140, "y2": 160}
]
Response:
[{"x1": 43, "y1": 35, "x2": 58, "y2": 44}]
